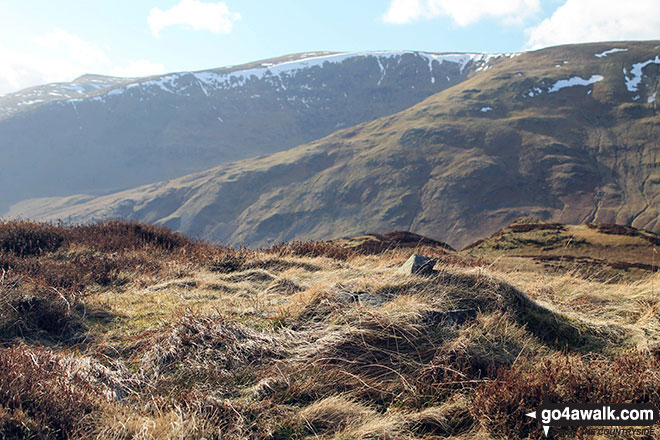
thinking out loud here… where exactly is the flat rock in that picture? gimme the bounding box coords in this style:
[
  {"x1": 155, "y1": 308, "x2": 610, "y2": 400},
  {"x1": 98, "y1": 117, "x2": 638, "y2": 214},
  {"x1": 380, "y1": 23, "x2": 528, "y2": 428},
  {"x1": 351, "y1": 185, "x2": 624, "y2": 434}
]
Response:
[{"x1": 397, "y1": 254, "x2": 437, "y2": 276}]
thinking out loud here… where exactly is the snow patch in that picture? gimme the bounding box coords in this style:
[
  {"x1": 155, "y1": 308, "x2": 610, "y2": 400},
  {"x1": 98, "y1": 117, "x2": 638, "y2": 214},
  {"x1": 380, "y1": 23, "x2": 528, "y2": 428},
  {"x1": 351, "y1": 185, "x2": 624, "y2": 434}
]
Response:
[
  {"x1": 141, "y1": 75, "x2": 179, "y2": 93},
  {"x1": 624, "y1": 56, "x2": 660, "y2": 92},
  {"x1": 16, "y1": 99, "x2": 44, "y2": 106},
  {"x1": 547, "y1": 75, "x2": 603, "y2": 93},
  {"x1": 527, "y1": 87, "x2": 543, "y2": 97},
  {"x1": 595, "y1": 48, "x2": 628, "y2": 58},
  {"x1": 480, "y1": 106, "x2": 492, "y2": 112},
  {"x1": 648, "y1": 92, "x2": 657, "y2": 103},
  {"x1": 376, "y1": 57, "x2": 387, "y2": 85},
  {"x1": 474, "y1": 52, "x2": 513, "y2": 72},
  {"x1": 64, "y1": 85, "x2": 87, "y2": 94}
]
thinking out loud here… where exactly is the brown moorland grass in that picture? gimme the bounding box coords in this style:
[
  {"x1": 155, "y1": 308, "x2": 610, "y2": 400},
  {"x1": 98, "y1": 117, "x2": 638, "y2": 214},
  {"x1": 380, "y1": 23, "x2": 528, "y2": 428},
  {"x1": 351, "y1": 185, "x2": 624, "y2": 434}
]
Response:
[
  {"x1": 0, "y1": 220, "x2": 658, "y2": 439},
  {"x1": 0, "y1": 344, "x2": 103, "y2": 439},
  {"x1": 472, "y1": 351, "x2": 660, "y2": 438}
]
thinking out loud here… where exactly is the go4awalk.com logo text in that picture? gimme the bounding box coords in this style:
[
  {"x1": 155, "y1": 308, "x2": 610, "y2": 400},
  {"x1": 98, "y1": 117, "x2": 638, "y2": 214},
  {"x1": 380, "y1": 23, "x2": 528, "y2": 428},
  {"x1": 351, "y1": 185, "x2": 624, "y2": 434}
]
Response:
[{"x1": 526, "y1": 402, "x2": 658, "y2": 436}]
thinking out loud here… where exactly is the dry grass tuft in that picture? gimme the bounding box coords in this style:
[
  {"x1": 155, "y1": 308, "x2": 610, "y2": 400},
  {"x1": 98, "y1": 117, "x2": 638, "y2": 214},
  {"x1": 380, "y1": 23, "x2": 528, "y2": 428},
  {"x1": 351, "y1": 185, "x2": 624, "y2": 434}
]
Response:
[
  {"x1": 139, "y1": 314, "x2": 288, "y2": 379},
  {"x1": 0, "y1": 286, "x2": 85, "y2": 342},
  {"x1": 405, "y1": 396, "x2": 474, "y2": 437},
  {"x1": 298, "y1": 395, "x2": 375, "y2": 435}
]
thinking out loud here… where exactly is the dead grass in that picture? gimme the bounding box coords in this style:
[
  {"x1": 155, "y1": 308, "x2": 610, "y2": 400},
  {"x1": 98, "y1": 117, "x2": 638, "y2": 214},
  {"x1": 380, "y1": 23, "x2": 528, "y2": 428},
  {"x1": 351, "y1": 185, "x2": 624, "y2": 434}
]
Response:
[{"x1": 297, "y1": 395, "x2": 375, "y2": 434}]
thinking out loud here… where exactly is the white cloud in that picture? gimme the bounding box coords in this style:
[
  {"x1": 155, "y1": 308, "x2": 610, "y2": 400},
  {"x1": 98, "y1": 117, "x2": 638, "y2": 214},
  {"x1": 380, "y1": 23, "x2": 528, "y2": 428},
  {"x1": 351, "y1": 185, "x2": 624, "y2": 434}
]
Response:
[
  {"x1": 0, "y1": 44, "x2": 49, "y2": 95},
  {"x1": 109, "y1": 60, "x2": 166, "y2": 78},
  {"x1": 526, "y1": 0, "x2": 660, "y2": 49},
  {"x1": 0, "y1": 30, "x2": 166, "y2": 96},
  {"x1": 382, "y1": 0, "x2": 425, "y2": 25},
  {"x1": 0, "y1": 30, "x2": 108, "y2": 95},
  {"x1": 35, "y1": 29, "x2": 109, "y2": 65},
  {"x1": 383, "y1": 0, "x2": 540, "y2": 26},
  {"x1": 148, "y1": 0, "x2": 240, "y2": 38}
]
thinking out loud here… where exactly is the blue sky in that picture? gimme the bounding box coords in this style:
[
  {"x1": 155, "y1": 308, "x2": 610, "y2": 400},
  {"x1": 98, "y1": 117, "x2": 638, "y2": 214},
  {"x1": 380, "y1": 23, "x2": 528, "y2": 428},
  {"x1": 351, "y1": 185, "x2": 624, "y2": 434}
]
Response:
[{"x1": 1, "y1": 0, "x2": 659, "y2": 95}]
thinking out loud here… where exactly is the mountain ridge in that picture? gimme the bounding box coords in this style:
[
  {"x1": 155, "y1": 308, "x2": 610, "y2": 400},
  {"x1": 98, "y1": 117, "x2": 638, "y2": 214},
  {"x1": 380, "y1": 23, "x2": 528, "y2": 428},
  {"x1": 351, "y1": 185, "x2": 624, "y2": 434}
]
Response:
[
  {"x1": 1, "y1": 49, "x2": 499, "y2": 117},
  {"x1": 8, "y1": 41, "x2": 660, "y2": 249},
  {"x1": 0, "y1": 50, "x2": 501, "y2": 212}
]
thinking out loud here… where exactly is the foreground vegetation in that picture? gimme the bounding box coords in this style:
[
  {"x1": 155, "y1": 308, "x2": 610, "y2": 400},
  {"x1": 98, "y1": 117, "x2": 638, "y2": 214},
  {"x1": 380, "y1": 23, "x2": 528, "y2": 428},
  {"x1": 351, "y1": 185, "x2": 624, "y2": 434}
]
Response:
[{"x1": 0, "y1": 220, "x2": 658, "y2": 439}]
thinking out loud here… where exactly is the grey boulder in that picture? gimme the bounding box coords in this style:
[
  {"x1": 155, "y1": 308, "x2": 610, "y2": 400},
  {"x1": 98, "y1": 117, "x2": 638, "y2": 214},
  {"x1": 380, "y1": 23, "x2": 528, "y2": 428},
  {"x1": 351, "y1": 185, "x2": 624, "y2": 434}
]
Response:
[{"x1": 397, "y1": 254, "x2": 437, "y2": 276}]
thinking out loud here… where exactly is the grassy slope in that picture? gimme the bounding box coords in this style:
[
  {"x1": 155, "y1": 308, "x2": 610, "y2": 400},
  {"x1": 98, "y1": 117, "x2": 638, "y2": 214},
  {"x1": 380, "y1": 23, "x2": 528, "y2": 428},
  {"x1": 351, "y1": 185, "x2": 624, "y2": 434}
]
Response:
[
  {"x1": 15, "y1": 41, "x2": 660, "y2": 249},
  {"x1": 465, "y1": 217, "x2": 660, "y2": 282},
  {"x1": 1, "y1": 220, "x2": 659, "y2": 439}
]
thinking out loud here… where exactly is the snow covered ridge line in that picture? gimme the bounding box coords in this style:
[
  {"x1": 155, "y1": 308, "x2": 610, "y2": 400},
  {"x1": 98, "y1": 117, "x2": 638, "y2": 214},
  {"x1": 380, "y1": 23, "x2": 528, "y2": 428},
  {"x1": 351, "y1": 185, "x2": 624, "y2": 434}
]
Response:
[
  {"x1": 196, "y1": 50, "x2": 500, "y2": 78},
  {"x1": 8, "y1": 50, "x2": 513, "y2": 109},
  {"x1": 128, "y1": 51, "x2": 505, "y2": 95},
  {"x1": 2, "y1": 77, "x2": 126, "y2": 101},
  {"x1": 595, "y1": 48, "x2": 628, "y2": 58},
  {"x1": 0, "y1": 77, "x2": 130, "y2": 116},
  {"x1": 193, "y1": 50, "x2": 515, "y2": 81},
  {"x1": 57, "y1": 51, "x2": 506, "y2": 101}
]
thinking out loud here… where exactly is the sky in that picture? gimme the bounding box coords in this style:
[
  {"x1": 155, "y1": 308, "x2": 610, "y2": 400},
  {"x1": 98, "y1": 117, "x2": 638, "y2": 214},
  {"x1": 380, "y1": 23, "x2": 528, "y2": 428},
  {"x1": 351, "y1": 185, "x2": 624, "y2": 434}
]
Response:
[{"x1": 1, "y1": 0, "x2": 659, "y2": 96}]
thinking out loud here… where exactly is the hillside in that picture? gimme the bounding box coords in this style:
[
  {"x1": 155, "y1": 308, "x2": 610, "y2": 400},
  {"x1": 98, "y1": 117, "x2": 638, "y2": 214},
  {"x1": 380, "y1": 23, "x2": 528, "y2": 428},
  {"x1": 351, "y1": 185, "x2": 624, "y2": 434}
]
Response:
[
  {"x1": 0, "y1": 50, "x2": 493, "y2": 213},
  {"x1": 0, "y1": 219, "x2": 658, "y2": 439},
  {"x1": 465, "y1": 217, "x2": 660, "y2": 281},
  {"x1": 330, "y1": 230, "x2": 455, "y2": 253},
  {"x1": 13, "y1": 40, "x2": 660, "y2": 249}
]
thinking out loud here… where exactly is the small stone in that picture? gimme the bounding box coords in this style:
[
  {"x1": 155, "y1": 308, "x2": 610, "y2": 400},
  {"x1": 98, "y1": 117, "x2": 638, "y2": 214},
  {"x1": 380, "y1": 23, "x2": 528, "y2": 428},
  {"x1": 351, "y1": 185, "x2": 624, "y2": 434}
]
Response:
[{"x1": 397, "y1": 254, "x2": 437, "y2": 276}]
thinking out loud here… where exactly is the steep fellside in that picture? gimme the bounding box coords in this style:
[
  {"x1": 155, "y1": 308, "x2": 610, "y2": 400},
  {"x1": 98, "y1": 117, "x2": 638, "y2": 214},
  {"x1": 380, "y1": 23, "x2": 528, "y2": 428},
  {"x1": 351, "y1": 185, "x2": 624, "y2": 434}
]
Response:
[
  {"x1": 0, "y1": 51, "x2": 496, "y2": 213},
  {"x1": 10, "y1": 41, "x2": 660, "y2": 249}
]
